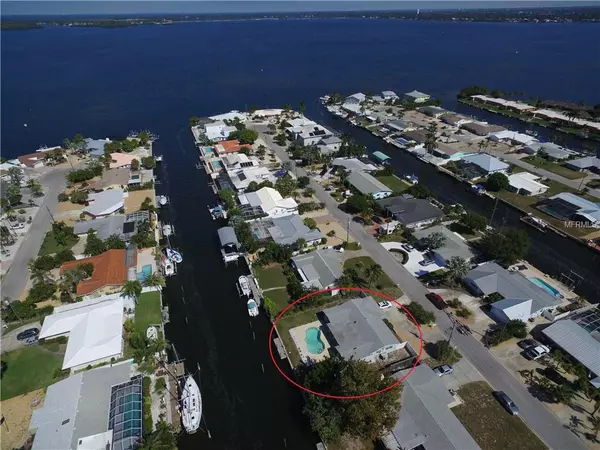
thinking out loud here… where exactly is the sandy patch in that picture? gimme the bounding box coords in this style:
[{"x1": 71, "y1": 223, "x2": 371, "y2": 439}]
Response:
[
  {"x1": 124, "y1": 190, "x2": 154, "y2": 213},
  {"x1": 0, "y1": 389, "x2": 45, "y2": 450},
  {"x1": 55, "y1": 201, "x2": 85, "y2": 214}
]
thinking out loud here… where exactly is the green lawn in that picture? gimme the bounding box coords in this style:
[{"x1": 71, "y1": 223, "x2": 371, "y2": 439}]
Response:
[
  {"x1": 38, "y1": 233, "x2": 79, "y2": 256},
  {"x1": 521, "y1": 156, "x2": 586, "y2": 180},
  {"x1": 453, "y1": 382, "x2": 547, "y2": 450},
  {"x1": 276, "y1": 309, "x2": 319, "y2": 366},
  {"x1": 255, "y1": 264, "x2": 288, "y2": 290},
  {"x1": 135, "y1": 291, "x2": 162, "y2": 335},
  {"x1": 376, "y1": 175, "x2": 411, "y2": 194},
  {"x1": 344, "y1": 256, "x2": 403, "y2": 298},
  {"x1": 1, "y1": 345, "x2": 64, "y2": 400}
]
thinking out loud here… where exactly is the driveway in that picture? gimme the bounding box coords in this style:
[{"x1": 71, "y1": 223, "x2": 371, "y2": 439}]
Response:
[
  {"x1": 255, "y1": 124, "x2": 588, "y2": 450},
  {"x1": 1, "y1": 321, "x2": 41, "y2": 354}
]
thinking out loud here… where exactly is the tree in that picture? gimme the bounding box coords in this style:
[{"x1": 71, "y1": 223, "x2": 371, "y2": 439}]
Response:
[
  {"x1": 364, "y1": 264, "x2": 383, "y2": 286},
  {"x1": 189, "y1": 116, "x2": 200, "y2": 126},
  {"x1": 299, "y1": 100, "x2": 306, "y2": 115},
  {"x1": 28, "y1": 260, "x2": 55, "y2": 286},
  {"x1": 69, "y1": 189, "x2": 88, "y2": 204},
  {"x1": 229, "y1": 128, "x2": 259, "y2": 145},
  {"x1": 552, "y1": 383, "x2": 576, "y2": 405},
  {"x1": 445, "y1": 256, "x2": 470, "y2": 281},
  {"x1": 121, "y1": 280, "x2": 143, "y2": 302},
  {"x1": 303, "y1": 217, "x2": 317, "y2": 230},
  {"x1": 487, "y1": 172, "x2": 509, "y2": 192},
  {"x1": 7, "y1": 167, "x2": 23, "y2": 186},
  {"x1": 263, "y1": 296, "x2": 278, "y2": 319},
  {"x1": 138, "y1": 130, "x2": 150, "y2": 147},
  {"x1": 136, "y1": 421, "x2": 177, "y2": 450},
  {"x1": 460, "y1": 212, "x2": 487, "y2": 232},
  {"x1": 346, "y1": 194, "x2": 374, "y2": 215},
  {"x1": 84, "y1": 230, "x2": 106, "y2": 256},
  {"x1": 432, "y1": 340, "x2": 462, "y2": 364},
  {"x1": 26, "y1": 179, "x2": 43, "y2": 197},
  {"x1": 337, "y1": 266, "x2": 364, "y2": 289},
  {"x1": 59, "y1": 267, "x2": 86, "y2": 302},
  {"x1": 299, "y1": 357, "x2": 401, "y2": 443},
  {"x1": 480, "y1": 228, "x2": 529, "y2": 265},
  {"x1": 274, "y1": 176, "x2": 297, "y2": 197},
  {"x1": 405, "y1": 302, "x2": 435, "y2": 325},
  {"x1": 424, "y1": 123, "x2": 438, "y2": 153},
  {"x1": 5, "y1": 184, "x2": 22, "y2": 205},
  {"x1": 130, "y1": 158, "x2": 140, "y2": 171},
  {"x1": 105, "y1": 234, "x2": 126, "y2": 250},
  {"x1": 144, "y1": 273, "x2": 165, "y2": 290},
  {"x1": 217, "y1": 188, "x2": 236, "y2": 210},
  {"x1": 141, "y1": 156, "x2": 156, "y2": 170},
  {"x1": 297, "y1": 176, "x2": 310, "y2": 189},
  {"x1": 408, "y1": 184, "x2": 433, "y2": 199},
  {"x1": 422, "y1": 232, "x2": 446, "y2": 249}
]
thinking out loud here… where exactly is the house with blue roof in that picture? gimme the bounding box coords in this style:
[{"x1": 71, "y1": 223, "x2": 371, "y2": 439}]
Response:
[{"x1": 86, "y1": 138, "x2": 112, "y2": 158}]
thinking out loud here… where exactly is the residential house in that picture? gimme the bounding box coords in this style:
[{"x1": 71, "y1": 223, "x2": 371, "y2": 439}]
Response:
[
  {"x1": 217, "y1": 226, "x2": 242, "y2": 263},
  {"x1": 461, "y1": 122, "x2": 505, "y2": 136},
  {"x1": 538, "y1": 192, "x2": 600, "y2": 225},
  {"x1": 377, "y1": 195, "x2": 444, "y2": 229},
  {"x1": 348, "y1": 171, "x2": 392, "y2": 199},
  {"x1": 238, "y1": 187, "x2": 298, "y2": 218},
  {"x1": 413, "y1": 225, "x2": 476, "y2": 266},
  {"x1": 345, "y1": 93, "x2": 366, "y2": 104},
  {"x1": 108, "y1": 153, "x2": 138, "y2": 169},
  {"x1": 459, "y1": 154, "x2": 509, "y2": 177},
  {"x1": 83, "y1": 188, "x2": 124, "y2": 218},
  {"x1": 18, "y1": 152, "x2": 47, "y2": 169},
  {"x1": 214, "y1": 139, "x2": 245, "y2": 155},
  {"x1": 489, "y1": 130, "x2": 538, "y2": 146},
  {"x1": 402, "y1": 130, "x2": 427, "y2": 146},
  {"x1": 507, "y1": 172, "x2": 549, "y2": 196},
  {"x1": 417, "y1": 106, "x2": 448, "y2": 118},
  {"x1": 29, "y1": 363, "x2": 141, "y2": 450},
  {"x1": 318, "y1": 136, "x2": 342, "y2": 154},
  {"x1": 382, "y1": 365, "x2": 481, "y2": 450},
  {"x1": 204, "y1": 121, "x2": 237, "y2": 142},
  {"x1": 381, "y1": 90, "x2": 398, "y2": 101},
  {"x1": 404, "y1": 90, "x2": 431, "y2": 103},
  {"x1": 286, "y1": 124, "x2": 334, "y2": 146},
  {"x1": 38, "y1": 294, "x2": 134, "y2": 370},
  {"x1": 332, "y1": 157, "x2": 377, "y2": 173},
  {"x1": 431, "y1": 143, "x2": 474, "y2": 161},
  {"x1": 542, "y1": 308, "x2": 600, "y2": 387},
  {"x1": 227, "y1": 166, "x2": 276, "y2": 192},
  {"x1": 86, "y1": 138, "x2": 112, "y2": 158},
  {"x1": 291, "y1": 249, "x2": 343, "y2": 291},
  {"x1": 252, "y1": 215, "x2": 324, "y2": 246},
  {"x1": 209, "y1": 111, "x2": 247, "y2": 122},
  {"x1": 59, "y1": 247, "x2": 137, "y2": 296},
  {"x1": 441, "y1": 113, "x2": 473, "y2": 127},
  {"x1": 341, "y1": 102, "x2": 362, "y2": 115},
  {"x1": 565, "y1": 156, "x2": 600, "y2": 173},
  {"x1": 464, "y1": 262, "x2": 563, "y2": 322},
  {"x1": 320, "y1": 297, "x2": 406, "y2": 363},
  {"x1": 287, "y1": 117, "x2": 317, "y2": 128},
  {"x1": 73, "y1": 210, "x2": 150, "y2": 241},
  {"x1": 384, "y1": 119, "x2": 414, "y2": 133},
  {"x1": 523, "y1": 142, "x2": 574, "y2": 160}
]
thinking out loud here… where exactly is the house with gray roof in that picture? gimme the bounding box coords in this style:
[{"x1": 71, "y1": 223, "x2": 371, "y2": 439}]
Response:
[
  {"x1": 414, "y1": 225, "x2": 476, "y2": 266},
  {"x1": 464, "y1": 262, "x2": 563, "y2": 322},
  {"x1": 377, "y1": 195, "x2": 444, "y2": 229},
  {"x1": 461, "y1": 122, "x2": 505, "y2": 136},
  {"x1": 404, "y1": 90, "x2": 431, "y2": 103},
  {"x1": 73, "y1": 210, "x2": 149, "y2": 241},
  {"x1": 83, "y1": 188, "x2": 124, "y2": 218},
  {"x1": 539, "y1": 192, "x2": 600, "y2": 225},
  {"x1": 417, "y1": 106, "x2": 448, "y2": 118},
  {"x1": 321, "y1": 297, "x2": 405, "y2": 363},
  {"x1": 523, "y1": 142, "x2": 575, "y2": 160},
  {"x1": 348, "y1": 171, "x2": 392, "y2": 199},
  {"x1": 252, "y1": 215, "x2": 323, "y2": 246},
  {"x1": 459, "y1": 154, "x2": 509, "y2": 178},
  {"x1": 565, "y1": 156, "x2": 600, "y2": 173},
  {"x1": 384, "y1": 119, "x2": 414, "y2": 133},
  {"x1": 382, "y1": 90, "x2": 398, "y2": 100},
  {"x1": 30, "y1": 363, "x2": 138, "y2": 450},
  {"x1": 318, "y1": 136, "x2": 342, "y2": 155},
  {"x1": 291, "y1": 249, "x2": 343, "y2": 291},
  {"x1": 332, "y1": 157, "x2": 377, "y2": 173},
  {"x1": 86, "y1": 138, "x2": 112, "y2": 158},
  {"x1": 382, "y1": 364, "x2": 481, "y2": 450},
  {"x1": 345, "y1": 92, "x2": 366, "y2": 104}
]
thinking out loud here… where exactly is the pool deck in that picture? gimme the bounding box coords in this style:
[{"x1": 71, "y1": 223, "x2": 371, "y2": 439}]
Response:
[
  {"x1": 289, "y1": 321, "x2": 331, "y2": 364},
  {"x1": 509, "y1": 260, "x2": 578, "y2": 301}
]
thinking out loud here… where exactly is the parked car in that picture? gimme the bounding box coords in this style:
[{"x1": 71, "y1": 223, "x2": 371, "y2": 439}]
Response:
[
  {"x1": 518, "y1": 339, "x2": 539, "y2": 350},
  {"x1": 401, "y1": 243, "x2": 414, "y2": 252},
  {"x1": 426, "y1": 292, "x2": 447, "y2": 310},
  {"x1": 378, "y1": 301, "x2": 392, "y2": 309},
  {"x1": 23, "y1": 336, "x2": 38, "y2": 346},
  {"x1": 433, "y1": 365, "x2": 453, "y2": 376},
  {"x1": 16, "y1": 328, "x2": 39, "y2": 341},
  {"x1": 372, "y1": 216, "x2": 383, "y2": 224},
  {"x1": 419, "y1": 258, "x2": 435, "y2": 267},
  {"x1": 494, "y1": 391, "x2": 520, "y2": 415},
  {"x1": 525, "y1": 345, "x2": 551, "y2": 360}
]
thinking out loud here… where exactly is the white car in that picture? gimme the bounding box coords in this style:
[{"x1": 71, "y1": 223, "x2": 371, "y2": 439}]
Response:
[
  {"x1": 433, "y1": 365, "x2": 453, "y2": 376},
  {"x1": 401, "y1": 243, "x2": 414, "y2": 252},
  {"x1": 525, "y1": 345, "x2": 550, "y2": 360},
  {"x1": 378, "y1": 301, "x2": 392, "y2": 309},
  {"x1": 13, "y1": 223, "x2": 25, "y2": 230}
]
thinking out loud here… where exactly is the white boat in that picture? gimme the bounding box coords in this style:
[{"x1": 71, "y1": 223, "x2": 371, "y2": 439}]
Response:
[
  {"x1": 162, "y1": 256, "x2": 175, "y2": 276},
  {"x1": 208, "y1": 204, "x2": 227, "y2": 220},
  {"x1": 157, "y1": 195, "x2": 168, "y2": 206},
  {"x1": 405, "y1": 174, "x2": 419, "y2": 185},
  {"x1": 162, "y1": 224, "x2": 173, "y2": 237},
  {"x1": 238, "y1": 276, "x2": 252, "y2": 297},
  {"x1": 166, "y1": 248, "x2": 183, "y2": 264},
  {"x1": 155, "y1": 155, "x2": 163, "y2": 162},
  {"x1": 247, "y1": 299, "x2": 259, "y2": 317},
  {"x1": 146, "y1": 326, "x2": 158, "y2": 340},
  {"x1": 180, "y1": 375, "x2": 202, "y2": 434}
]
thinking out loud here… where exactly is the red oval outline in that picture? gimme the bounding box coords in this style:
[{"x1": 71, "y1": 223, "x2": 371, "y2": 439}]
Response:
[{"x1": 268, "y1": 286, "x2": 423, "y2": 399}]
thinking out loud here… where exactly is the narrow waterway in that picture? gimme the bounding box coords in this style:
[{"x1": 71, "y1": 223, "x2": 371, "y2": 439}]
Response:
[
  {"x1": 318, "y1": 109, "x2": 600, "y2": 303},
  {"x1": 154, "y1": 129, "x2": 317, "y2": 449}
]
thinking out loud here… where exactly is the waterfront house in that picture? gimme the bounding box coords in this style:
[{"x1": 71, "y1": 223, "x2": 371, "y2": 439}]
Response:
[
  {"x1": 291, "y1": 249, "x2": 343, "y2": 292},
  {"x1": 60, "y1": 248, "x2": 136, "y2": 296},
  {"x1": 489, "y1": 130, "x2": 538, "y2": 146},
  {"x1": 38, "y1": 294, "x2": 133, "y2": 371},
  {"x1": 404, "y1": 90, "x2": 431, "y2": 103},
  {"x1": 507, "y1": 172, "x2": 549, "y2": 196},
  {"x1": 222, "y1": 152, "x2": 260, "y2": 170},
  {"x1": 18, "y1": 152, "x2": 47, "y2": 169},
  {"x1": 204, "y1": 121, "x2": 237, "y2": 142},
  {"x1": 74, "y1": 210, "x2": 149, "y2": 241},
  {"x1": 417, "y1": 106, "x2": 447, "y2": 118},
  {"x1": 523, "y1": 142, "x2": 574, "y2": 160},
  {"x1": 341, "y1": 102, "x2": 362, "y2": 115},
  {"x1": 332, "y1": 157, "x2": 377, "y2": 173},
  {"x1": 413, "y1": 225, "x2": 476, "y2": 267},
  {"x1": 382, "y1": 365, "x2": 481, "y2": 450},
  {"x1": 565, "y1": 156, "x2": 600, "y2": 173},
  {"x1": 30, "y1": 363, "x2": 141, "y2": 450},
  {"x1": 464, "y1": 262, "x2": 562, "y2": 323},
  {"x1": 377, "y1": 195, "x2": 444, "y2": 229},
  {"x1": 214, "y1": 139, "x2": 245, "y2": 155},
  {"x1": 317, "y1": 136, "x2": 342, "y2": 155},
  {"x1": 345, "y1": 92, "x2": 366, "y2": 104},
  {"x1": 209, "y1": 110, "x2": 248, "y2": 122},
  {"x1": 217, "y1": 226, "x2": 242, "y2": 263},
  {"x1": 460, "y1": 122, "x2": 505, "y2": 136},
  {"x1": 384, "y1": 119, "x2": 414, "y2": 133},
  {"x1": 348, "y1": 171, "x2": 392, "y2": 199},
  {"x1": 298, "y1": 125, "x2": 333, "y2": 146},
  {"x1": 382, "y1": 90, "x2": 398, "y2": 101},
  {"x1": 227, "y1": 166, "x2": 276, "y2": 193},
  {"x1": 402, "y1": 130, "x2": 427, "y2": 146},
  {"x1": 238, "y1": 187, "x2": 298, "y2": 218},
  {"x1": 441, "y1": 113, "x2": 473, "y2": 127},
  {"x1": 542, "y1": 308, "x2": 600, "y2": 387},
  {"x1": 287, "y1": 117, "x2": 317, "y2": 128},
  {"x1": 470, "y1": 95, "x2": 536, "y2": 113},
  {"x1": 320, "y1": 297, "x2": 405, "y2": 363},
  {"x1": 86, "y1": 138, "x2": 112, "y2": 158},
  {"x1": 252, "y1": 215, "x2": 324, "y2": 246},
  {"x1": 431, "y1": 143, "x2": 474, "y2": 161},
  {"x1": 459, "y1": 154, "x2": 509, "y2": 177},
  {"x1": 83, "y1": 188, "x2": 124, "y2": 218},
  {"x1": 538, "y1": 192, "x2": 600, "y2": 225}
]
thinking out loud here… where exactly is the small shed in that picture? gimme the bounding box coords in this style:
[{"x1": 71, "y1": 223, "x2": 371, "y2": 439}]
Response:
[{"x1": 372, "y1": 151, "x2": 391, "y2": 164}]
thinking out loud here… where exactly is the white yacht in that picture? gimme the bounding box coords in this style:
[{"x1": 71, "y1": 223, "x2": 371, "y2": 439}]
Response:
[
  {"x1": 166, "y1": 248, "x2": 183, "y2": 264},
  {"x1": 155, "y1": 155, "x2": 163, "y2": 162},
  {"x1": 162, "y1": 256, "x2": 175, "y2": 276},
  {"x1": 238, "y1": 276, "x2": 252, "y2": 297},
  {"x1": 157, "y1": 195, "x2": 168, "y2": 206},
  {"x1": 247, "y1": 299, "x2": 259, "y2": 317},
  {"x1": 180, "y1": 375, "x2": 202, "y2": 434}
]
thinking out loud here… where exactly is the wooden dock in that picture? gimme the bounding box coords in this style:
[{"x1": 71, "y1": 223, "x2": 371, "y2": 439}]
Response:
[
  {"x1": 161, "y1": 361, "x2": 185, "y2": 433},
  {"x1": 273, "y1": 337, "x2": 288, "y2": 360}
]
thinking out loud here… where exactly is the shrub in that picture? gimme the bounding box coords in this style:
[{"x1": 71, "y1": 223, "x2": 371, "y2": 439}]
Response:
[
  {"x1": 327, "y1": 230, "x2": 336, "y2": 237},
  {"x1": 405, "y1": 302, "x2": 436, "y2": 325},
  {"x1": 447, "y1": 298, "x2": 462, "y2": 308},
  {"x1": 456, "y1": 307, "x2": 472, "y2": 318},
  {"x1": 154, "y1": 377, "x2": 167, "y2": 393},
  {"x1": 432, "y1": 340, "x2": 462, "y2": 364},
  {"x1": 303, "y1": 217, "x2": 317, "y2": 230},
  {"x1": 57, "y1": 193, "x2": 70, "y2": 202},
  {"x1": 26, "y1": 282, "x2": 57, "y2": 303},
  {"x1": 18, "y1": 209, "x2": 26, "y2": 214}
]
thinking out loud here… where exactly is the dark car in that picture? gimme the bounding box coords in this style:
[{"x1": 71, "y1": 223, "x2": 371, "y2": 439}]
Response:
[
  {"x1": 372, "y1": 216, "x2": 383, "y2": 224},
  {"x1": 426, "y1": 292, "x2": 447, "y2": 310},
  {"x1": 494, "y1": 391, "x2": 520, "y2": 415},
  {"x1": 518, "y1": 339, "x2": 539, "y2": 350},
  {"x1": 16, "y1": 328, "x2": 39, "y2": 341}
]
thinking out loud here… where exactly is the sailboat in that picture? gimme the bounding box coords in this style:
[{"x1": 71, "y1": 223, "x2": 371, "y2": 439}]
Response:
[{"x1": 180, "y1": 375, "x2": 202, "y2": 434}]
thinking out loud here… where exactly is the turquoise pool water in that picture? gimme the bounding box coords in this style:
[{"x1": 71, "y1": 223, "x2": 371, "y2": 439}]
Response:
[
  {"x1": 305, "y1": 327, "x2": 325, "y2": 355},
  {"x1": 529, "y1": 277, "x2": 560, "y2": 297},
  {"x1": 202, "y1": 146, "x2": 215, "y2": 156},
  {"x1": 137, "y1": 265, "x2": 152, "y2": 281}
]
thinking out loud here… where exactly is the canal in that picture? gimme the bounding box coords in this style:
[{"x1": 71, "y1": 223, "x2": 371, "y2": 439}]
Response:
[
  {"x1": 318, "y1": 109, "x2": 600, "y2": 304},
  {"x1": 154, "y1": 129, "x2": 318, "y2": 450}
]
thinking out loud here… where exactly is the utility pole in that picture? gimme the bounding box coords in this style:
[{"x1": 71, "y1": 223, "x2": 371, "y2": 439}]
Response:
[
  {"x1": 489, "y1": 195, "x2": 499, "y2": 227},
  {"x1": 446, "y1": 313, "x2": 458, "y2": 346},
  {"x1": 45, "y1": 205, "x2": 55, "y2": 223},
  {"x1": 346, "y1": 217, "x2": 350, "y2": 244}
]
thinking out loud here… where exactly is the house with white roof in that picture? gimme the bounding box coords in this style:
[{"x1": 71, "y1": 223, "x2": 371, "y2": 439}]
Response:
[
  {"x1": 539, "y1": 192, "x2": 600, "y2": 225},
  {"x1": 286, "y1": 117, "x2": 317, "y2": 128},
  {"x1": 83, "y1": 188, "x2": 124, "y2": 218},
  {"x1": 348, "y1": 171, "x2": 393, "y2": 199},
  {"x1": 507, "y1": 172, "x2": 548, "y2": 196},
  {"x1": 208, "y1": 110, "x2": 248, "y2": 122},
  {"x1": 332, "y1": 157, "x2": 377, "y2": 173},
  {"x1": 441, "y1": 113, "x2": 473, "y2": 127},
  {"x1": 523, "y1": 142, "x2": 575, "y2": 160},
  {"x1": 204, "y1": 121, "x2": 237, "y2": 142},
  {"x1": 404, "y1": 90, "x2": 431, "y2": 103},
  {"x1": 489, "y1": 130, "x2": 538, "y2": 146},
  {"x1": 381, "y1": 90, "x2": 398, "y2": 100},
  {"x1": 459, "y1": 154, "x2": 509, "y2": 177},
  {"x1": 345, "y1": 92, "x2": 366, "y2": 104},
  {"x1": 227, "y1": 166, "x2": 276, "y2": 192},
  {"x1": 238, "y1": 187, "x2": 298, "y2": 218}
]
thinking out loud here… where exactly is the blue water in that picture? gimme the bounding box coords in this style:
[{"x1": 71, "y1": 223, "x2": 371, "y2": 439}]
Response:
[
  {"x1": 136, "y1": 264, "x2": 153, "y2": 282},
  {"x1": 202, "y1": 147, "x2": 215, "y2": 156},
  {"x1": 305, "y1": 327, "x2": 325, "y2": 355},
  {"x1": 529, "y1": 277, "x2": 561, "y2": 297}
]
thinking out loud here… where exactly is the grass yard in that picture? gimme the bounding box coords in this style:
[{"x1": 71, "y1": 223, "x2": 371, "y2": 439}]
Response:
[
  {"x1": 521, "y1": 156, "x2": 586, "y2": 180},
  {"x1": 135, "y1": 291, "x2": 162, "y2": 335},
  {"x1": 1, "y1": 345, "x2": 64, "y2": 400},
  {"x1": 38, "y1": 232, "x2": 79, "y2": 256},
  {"x1": 255, "y1": 264, "x2": 288, "y2": 290},
  {"x1": 376, "y1": 175, "x2": 411, "y2": 194},
  {"x1": 344, "y1": 256, "x2": 403, "y2": 298},
  {"x1": 276, "y1": 309, "x2": 319, "y2": 366},
  {"x1": 266, "y1": 288, "x2": 291, "y2": 315},
  {"x1": 453, "y1": 382, "x2": 547, "y2": 450}
]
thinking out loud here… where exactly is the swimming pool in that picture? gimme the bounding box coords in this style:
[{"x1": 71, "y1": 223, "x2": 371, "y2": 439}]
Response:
[
  {"x1": 202, "y1": 147, "x2": 215, "y2": 156},
  {"x1": 136, "y1": 264, "x2": 152, "y2": 281},
  {"x1": 529, "y1": 277, "x2": 560, "y2": 297},
  {"x1": 305, "y1": 327, "x2": 325, "y2": 355}
]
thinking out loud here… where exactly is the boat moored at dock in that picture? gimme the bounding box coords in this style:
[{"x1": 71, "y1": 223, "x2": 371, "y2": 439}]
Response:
[
  {"x1": 247, "y1": 299, "x2": 259, "y2": 317},
  {"x1": 166, "y1": 248, "x2": 183, "y2": 264},
  {"x1": 238, "y1": 275, "x2": 252, "y2": 297},
  {"x1": 180, "y1": 375, "x2": 202, "y2": 434}
]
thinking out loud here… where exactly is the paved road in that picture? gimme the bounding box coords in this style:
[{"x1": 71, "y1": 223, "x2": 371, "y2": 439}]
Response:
[
  {"x1": 2, "y1": 168, "x2": 69, "y2": 300},
  {"x1": 1, "y1": 321, "x2": 41, "y2": 354},
  {"x1": 256, "y1": 125, "x2": 587, "y2": 450}
]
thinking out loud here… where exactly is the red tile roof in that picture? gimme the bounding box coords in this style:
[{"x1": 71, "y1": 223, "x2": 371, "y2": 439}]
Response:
[{"x1": 215, "y1": 139, "x2": 244, "y2": 154}]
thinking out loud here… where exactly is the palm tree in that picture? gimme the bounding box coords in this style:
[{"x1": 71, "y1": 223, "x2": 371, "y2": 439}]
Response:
[
  {"x1": 144, "y1": 273, "x2": 165, "y2": 290},
  {"x1": 121, "y1": 280, "x2": 143, "y2": 303},
  {"x1": 26, "y1": 179, "x2": 43, "y2": 197},
  {"x1": 136, "y1": 421, "x2": 178, "y2": 450},
  {"x1": 364, "y1": 264, "x2": 383, "y2": 287},
  {"x1": 445, "y1": 257, "x2": 470, "y2": 281},
  {"x1": 59, "y1": 268, "x2": 86, "y2": 302}
]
